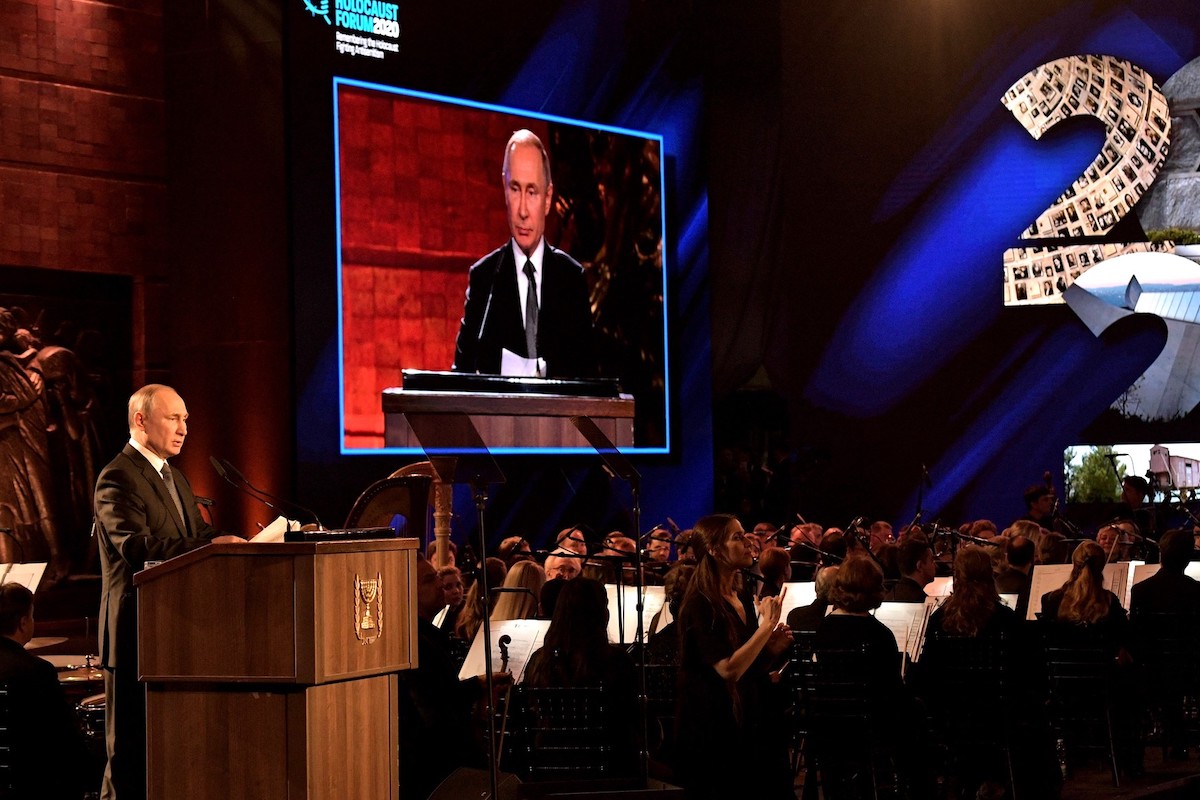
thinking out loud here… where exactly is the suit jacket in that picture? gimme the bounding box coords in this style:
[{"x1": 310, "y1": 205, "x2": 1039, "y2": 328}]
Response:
[
  {"x1": 94, "y1": 444, "x2": 220, "y2": 668},
  {"x1": 0, "y1": 636, "x2": 88, "y2": 799},
  {"x1": 1130, "y1": 569, "x2": 1200, "y2": 615},
  {"x1": 452, "y1": 242, "x2": 597, "y2": 378},
  {"x1": 787, "y1": 598, "x2": 829, "y2": 632},
  {"x1": 995, "y1": 566, "x2": 1033, "y2": 618},
  {"x1": 887, "y1": 576, "x2": 927, "y2": 603}
]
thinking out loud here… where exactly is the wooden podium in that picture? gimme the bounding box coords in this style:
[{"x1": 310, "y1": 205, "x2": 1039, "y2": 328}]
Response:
[
  {"x1": 382, "y1": 388, "x2": 635, "y2": 448},
  {"x1": 135, "y1": 539, "x2": 418, "y2": 800}
]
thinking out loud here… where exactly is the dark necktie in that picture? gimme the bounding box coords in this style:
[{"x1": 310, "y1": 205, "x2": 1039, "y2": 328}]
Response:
[
  {"x1": 523, "y1": 259, "x2": 539, "y2": 360},
  {"x1": 160, "y1": 462, "x2": 187, "y2": 529}
]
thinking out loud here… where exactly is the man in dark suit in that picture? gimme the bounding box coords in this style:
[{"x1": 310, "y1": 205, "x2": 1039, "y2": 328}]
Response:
[
  {"x1": 787, "y1": 565, "x2": 837, "y2": 632},
  {"x1": 94, "y1": 384, "x2": 245, "y2": 800},
  {"x1": 1131, "y1": 529, "x2": 1200, "y2": 758},
  {"x1": 0, "y1": 583, "x2": 89, "y2": 799},
  {"x1": 453, "y1": 129, "x2": 596, "y2": 378},
  {"x1": 887, "y1": 539, "x2": 935, "y2": 602}
]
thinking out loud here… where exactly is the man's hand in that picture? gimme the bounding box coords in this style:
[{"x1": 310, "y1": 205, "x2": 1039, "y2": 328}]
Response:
[{"x1": 211, "y1": 535, "x2": 247, "y2": 544}]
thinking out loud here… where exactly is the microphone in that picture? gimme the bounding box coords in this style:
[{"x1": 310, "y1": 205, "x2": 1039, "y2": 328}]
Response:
[
  {"x1": 846, "y1": 516, "x2": 868, "y2": 532},
  {"x1": 211, "y1": 456, "x2": 325, "y2": 529}
]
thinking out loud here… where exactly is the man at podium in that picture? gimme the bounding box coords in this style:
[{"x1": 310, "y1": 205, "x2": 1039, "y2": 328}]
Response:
[
  {"x1": 93, "y1": 384, "x2": 246, "y2": 800},
  {"x1": 452, "y1": 128, "x2": 597, "y2": 379}
]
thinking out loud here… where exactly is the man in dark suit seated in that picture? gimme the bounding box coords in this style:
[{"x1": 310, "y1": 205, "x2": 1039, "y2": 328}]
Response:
[
  {"x1": 453, "y1": 128, "x2": 596, "y2": 378},
  {"x1": 1130, "y1": 529, "x2": 1200, "y2": 759},
  {"x1": 995, "y1": 534, "x2": 1035, "y2": 619},
  {"x1": 1132, "y1": 529, "x2": 1200, "y2": 614},
  {"x1": 93, "y1": 384, "x2": 246, "y2": 800},
  {"x1": 787, "y1": 565, "x2": 837, "y2": 632},
  {"x1": 887, "y1": 539, "x2": 935, "y2": 602},
  {"x1": 0, "y1": 583, "x2": 89, "y2": 799}
]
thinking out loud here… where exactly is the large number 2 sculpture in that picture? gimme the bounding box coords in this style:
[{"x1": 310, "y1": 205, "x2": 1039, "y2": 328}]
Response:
[{"x1": 1001, "y1": 55, "x2": 1200, "y2": 422}]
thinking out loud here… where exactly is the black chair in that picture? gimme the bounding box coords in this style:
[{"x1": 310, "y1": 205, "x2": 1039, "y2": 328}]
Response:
[
  {"x1": 796, "y1": 644, "x2": 897, "y2": 800},
  {"x1": 1040, "y1": 623, "x2": 1121, "y2": 786},
  {"x1": 507, "y1": 685, "x2": 629, "y2": 782},
  {"x1": 917, "y1": 631, "x2": 1019, "y2": 799},
  {"x1": 1132, "y1": 610, "x2": 1200, "y2": 757},
  {"x1": 0, "y1": 685, "x2": 12, "y2": 798}
]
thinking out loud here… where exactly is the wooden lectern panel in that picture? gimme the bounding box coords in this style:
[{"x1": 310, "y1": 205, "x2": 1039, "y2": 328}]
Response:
[
  {"x1": 146, "y1": 676, "x2": 398, "y2": 800},
  {"x1": 138, "y1": 540, "x2": 418, "y2": 683},
  {"x1": 382, "y1": 388, "x2": 635, "y2": 448}
]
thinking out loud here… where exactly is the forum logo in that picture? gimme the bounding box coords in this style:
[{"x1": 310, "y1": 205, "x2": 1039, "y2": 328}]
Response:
[{"x1": 303, "y1": 0, "x2": 331, "y2": 25}]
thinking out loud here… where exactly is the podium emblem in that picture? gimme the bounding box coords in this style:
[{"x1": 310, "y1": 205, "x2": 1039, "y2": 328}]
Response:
[{"x1": 353, "y1": 572, "x2": 384, "y2": 644}]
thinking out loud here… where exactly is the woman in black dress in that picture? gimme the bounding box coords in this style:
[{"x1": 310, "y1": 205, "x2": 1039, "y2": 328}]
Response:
[{"x1": 674, "y1": 514, "x2": 793, "y2": 799}]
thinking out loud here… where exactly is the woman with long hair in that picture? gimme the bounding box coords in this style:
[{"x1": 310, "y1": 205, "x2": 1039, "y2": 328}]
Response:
[
  {"x1": 454, "y1": 557, "x2": 507, "y2": 641},
  {"x1": 935, "y1": 546, "x2": 1011, "y2": 637},
  {"x1": 674, "y1": 514, "x2": 792, "y2": 799},
  {"x1": 490, "y1": 560, "x2": 546, "y2": 622},
  {"x1": 1040, "y1": 540, "x2": 1126, "y2": 628},
  {"x1": 523, "y1": 577, "x2": 638, "y2": 777}
]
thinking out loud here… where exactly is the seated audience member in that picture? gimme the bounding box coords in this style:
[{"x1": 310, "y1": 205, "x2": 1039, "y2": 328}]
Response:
[
  {"x1": 426, "y1": 538, "x2": 457, "y2": 566},
  {"x1": 787, "y1": 565, "x2": 837, "y2": 632},
  {"x1": 1131, "y1": 529, "x2": 1200, "y2": 757},
  {"x1": 757, "y1": 546, "x2": 791, "y2": 598},
  {"x1": 399, "y1": 557, "x2": 510, "y2": 799},
  {"x1": 524, "y1": 577, "x2": 639, "y2": 777},
  {"x1": 813, "y1": 555, "x2": 933, "y2": 796},
  {"x1": 914, "y1": 549, "x2": 1057, "y2": 797},
  {"x1": 555, "y1": 526, "x2": 590, "y2": 556},
  {"x1": 969, "y1": 519, "x2": 998, "y2": 540},
  {"x1": 1122, "y1": 475, "x2": 1158, "y2": 538},
  {"x1": 647, "y1": 527, "x2": 674, "y2": 563},
  {"x1": 1021, "y1": 483, "x2": 1057, "y2": 529},
  {"x1": 1097, "y1": 520, "x2": 1137, "y2": 562},
  {"x1": 1036, "y1": 530, "x2": 1070, "y2": 565},
  {"x1": 875, "y1": 541, "x2": 900, "y2": 582},
  {"x1": 1003, "y1": 519, "x2": 1046, "y2": 548},
  {"x1": 887, "y1": 538, "x2": 935, "y2": 602},
  {"x1": 491, "y1": 561, "x2": 547, "y2": 622},
  {"x1": 674, "y1": 528, "x2": 699, "y2": 564},
  {"x1": 646, "y1": 563, "x2": 695, "y2": 664},
  {"x1": 868, "y1": 520, "x2": 894, "y2": 551},
  {"x1": 539, "y1": 577, "x2": 567, "y2": 620},
  {"x1": 1040, "y1": 541, "x2": 1129, "y2": 641},
  {"x1": 436, "y1": 566, "x2": 466, "y2": 634},
  {"x1": 0, "y1": 583, "x2": 88, "y2": 800},
  {"x1": 1131, "y1": 529, "x2": 1200, "y2": 614},
  {"x1": 995, "y1": 535, "x2": 1035, "y2": 618},
  {"x1": 544, "y1": 549, "x2": 582, "y2": 581},
  {"x1": 455, "y1": 557, "x2": 508, "y2": 641},
  {"x1": 817, "y1": 530, "x2": 847, "y2": 567},
  {"x1": 751, "y1": 521, "x2": 780, "y2": 553},
  {"x1": 1040, "y1": 541, "x2": 1142, "y2": 773},
  {"x1": 927, "y1": 547, "x2": 1018, "y2": 639},
  {"x1": 497, "y1": 535, "x2": 534, "y2": 566}
]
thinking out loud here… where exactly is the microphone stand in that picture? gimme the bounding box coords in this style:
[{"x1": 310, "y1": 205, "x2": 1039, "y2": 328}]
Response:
[{"x1": 570, "y1": 415, "x2": 649, "y2": 784}]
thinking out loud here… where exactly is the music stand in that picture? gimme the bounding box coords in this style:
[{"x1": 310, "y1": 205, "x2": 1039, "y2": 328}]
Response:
[
  {"x1": 403, "y1": 411, "x2": 507, "y2": 800},
  {"x1": 568, "y1": 415, "x2": 650, "y2": 783}
]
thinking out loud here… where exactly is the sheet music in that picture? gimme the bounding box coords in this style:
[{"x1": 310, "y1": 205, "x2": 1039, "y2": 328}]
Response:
[
  {"x1": 871, "y1": 602, "x2": 931, "y2": 673},
  {"x1": 0, "y1": 562, "x2": 47, "y2": 592},
  {"x1": 1026, "y1": 564, "x2": 1073, "y2": 620},
  {"x1": 1130, "y1": 561, "x2": 1200, "y2": 587},
  {"x1": 924, "y1": 576, "x2": 953, "y2": 597},
  {"x1": 457, "y1": 618, "x2": 550, "y2": 684},
  {"x1": 605, "y1": 584, "x2": 667, "y2": 644},
  {"x1": 777, "y1": 582, "x2": 817, "y2": 620}
]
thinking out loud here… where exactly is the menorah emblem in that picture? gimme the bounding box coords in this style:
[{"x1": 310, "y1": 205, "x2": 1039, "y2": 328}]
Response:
[{"x1": 353, "y1": 572, "x2": 384, "y2": 644}]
